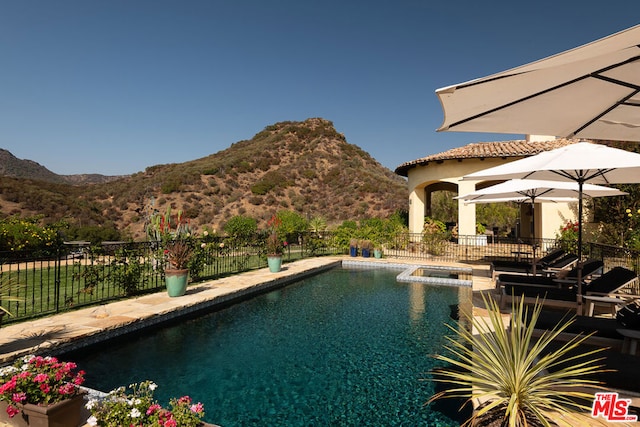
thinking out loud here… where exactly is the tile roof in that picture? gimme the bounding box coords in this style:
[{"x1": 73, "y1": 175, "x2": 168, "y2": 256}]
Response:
[{"x1": 394, "y1": 138, "x2": 579, "y2": 176}]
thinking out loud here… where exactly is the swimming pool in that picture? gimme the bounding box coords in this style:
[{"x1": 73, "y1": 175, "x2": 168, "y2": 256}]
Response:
[{"x1": 66, "y1": 265, "x2": 471, "y2": 426}]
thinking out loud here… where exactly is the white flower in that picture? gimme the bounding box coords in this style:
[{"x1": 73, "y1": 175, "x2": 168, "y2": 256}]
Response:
[
  {"x1": 201, "y1": 243, "x2": 206, "y2": 249},
  {"x1": 203, "y1": 231, "x2": 209, "y2": 236},
  {"x1": 133, "y1": 398, "x2": 141, "y2": 405},
  {"x1": 0, "y1": 366, "x2": 18, "y2": 376},
  {"x1": 219, "y1": 242, "x2": 225, "y2": 248},
  {"x1": 149, "y1": 382, "x2": 158, "y2": 391},
  {"x1": 85, "y1": 399, "x2": 97, "y2": 410},
  {"x1": 86, "y1": 415, "x2": 98, "y2": 426},
  {"x1": 130, "y1": 408, "x2": 141, "y2": 418}
]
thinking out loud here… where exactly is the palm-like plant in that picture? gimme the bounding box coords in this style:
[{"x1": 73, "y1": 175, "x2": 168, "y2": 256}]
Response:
[
  {"x1": 429, "y1": 294, "x2": 608, "y2": 427},
  {"x1": 0, "y1": 276, "x2": 25, "y2": 318}
]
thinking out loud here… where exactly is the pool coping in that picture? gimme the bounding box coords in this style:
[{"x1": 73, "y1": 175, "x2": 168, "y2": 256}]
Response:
[
  {"x1": 0, "y1": 257, "x2": 344, "y2": 364},
  {"x1": 0, "y1": 257, "x2": 486, "y2": 365}
]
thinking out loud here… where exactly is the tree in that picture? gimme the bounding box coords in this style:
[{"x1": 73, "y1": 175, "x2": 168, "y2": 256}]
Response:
[
  {"x1": 223, "y1": 215, "x2": 257, "y2": 244},
  {"x1": 476, "y1": 202, "x2": 519, "y2": 235},
  {"x1": 274, "y1": 210, "x2": 308, "y2": 242}
]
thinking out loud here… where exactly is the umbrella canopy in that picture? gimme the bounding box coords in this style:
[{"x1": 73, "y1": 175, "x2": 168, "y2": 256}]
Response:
[
  {"x1": 463, "y1": 142, "x2": 640, "y2": 184},
  {"x1": 463, "y1": 142, "x2": 640, "y2": 306},
  {"x1": 460, "y1": 196, "x2": 577, "y2": 204},
  {"x1": 456, "y1": 178, "x2": 626, "y2": 274},
  {"x1": 436, "y1": 24, "x2": 640, "y2": 141},
  {"x1": 455, "y1": 179, "x2": 626, "y2": 203}
]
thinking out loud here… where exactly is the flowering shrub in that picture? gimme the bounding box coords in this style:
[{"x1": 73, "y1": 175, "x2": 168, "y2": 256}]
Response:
[
  {"x1": 0, "y1": 355, "x2": 85, "y2": 418},
  {"x1": 557, "y1": 220, "x2": 579, "y2": 253},
  {"x1": 86, "y1": 381, "x2": 205, "y2": 427},
  {"x1": 422, "y1": 217, "x2": 449, "y2": 255},
  {"x1": 624, "y1": 208, "x2": 640, "y2": 250},
  {"x1": 0, "y1": 216, "x2": 62, "y2": 253}
]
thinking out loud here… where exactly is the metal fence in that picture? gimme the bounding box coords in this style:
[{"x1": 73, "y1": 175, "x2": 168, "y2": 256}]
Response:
[
  {"x1": 0, "y1": 235, "x2": 343, "y2": 325},
  {"x1": 1, "y1": 232, "x2": 639, "y2": 325}
]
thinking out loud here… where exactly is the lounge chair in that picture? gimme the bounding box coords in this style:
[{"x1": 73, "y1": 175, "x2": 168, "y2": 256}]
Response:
[
  {"x1": 539, "y1": 252, "x2": 580, "y2": 275},
  {"x1": 500, "y1": 266, "x2": 639, "y2": 310},
  {"x1": 540, "y1": 339, "x2": 640, "y2": 398},
  {"x1": 491, "y1": 253, "x2": 579, "y2": 287},
  {"x1": 528, "y1": 308, "x2": 626, "y2": 350},
  {"x1": 496, "y1": 259, "x2": 604, "y2": 291},
  {"x1": 490, "y1": 248, "x2": 566, "y2": 280}
]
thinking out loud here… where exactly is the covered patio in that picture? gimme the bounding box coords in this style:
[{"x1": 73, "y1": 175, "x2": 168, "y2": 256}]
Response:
[{"x1": 395, "y1": 138, "x2": 578, "y2": 239}]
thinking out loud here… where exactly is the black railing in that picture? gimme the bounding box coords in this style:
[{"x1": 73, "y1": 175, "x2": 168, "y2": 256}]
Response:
[
  {"x1": 0, "y1": 235, "x2": 344, "y2": 325},
  {"x1": 1, "y1": 233, "x2": 639, "y2": 326}
]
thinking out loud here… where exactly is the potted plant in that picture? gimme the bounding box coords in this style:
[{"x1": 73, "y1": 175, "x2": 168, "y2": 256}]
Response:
[
  {"x1": 429, "y1": 294, "x2": 606, "y2": 426},
  {"x1": 85, "y1": 380, "x2": 209, "y2": 427},
  {"x1": 164, "y1": 240, "x2": 194, "y2": 297},
  {"x1": 373, "y1": 243, "x2": 383, "y2": 259},
  {"x1": 360, "y1": 240, "x2": 372, "y2": 258},
  {"x1": 0, "y1": 354, "x2": 86, "y2": 427},
  {"x1": 147, "y1": 207, "x2": 194, "y2": 297},
  {"x1": 265, "y1": 215, "x2": 285, "y2": 273},
  {"x1": 349, "y1": 239, "x2": 358, "y2": 257}
]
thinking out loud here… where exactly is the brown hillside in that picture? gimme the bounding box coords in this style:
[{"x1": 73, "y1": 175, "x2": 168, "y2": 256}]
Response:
[
  {"x1": 0, "y1": 149, "x2": 125, "y2": 184},
  {"x1": 0, "y1": 118, "x2": 408, "y2": 240}
]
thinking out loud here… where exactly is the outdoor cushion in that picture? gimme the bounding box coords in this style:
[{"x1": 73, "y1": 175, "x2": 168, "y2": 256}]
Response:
[
  {"x1": 616, "y1": 301, "x2": 640, "y2": 330},
  {"x1": 497, "y1": 259, "x2": 604, "y2": 289},
  {"x1": 531, "y1": 309, "x2": 623, "y2": 340},
  {"x1": 491, "y1": 248, "x2": 566, "y2": 276},
  {"x1": 501, "y1": 267, "x2": 639, "y2": 309},
  {"x1": 540, "y1": 339, "x2": 640, "y2": 395}
]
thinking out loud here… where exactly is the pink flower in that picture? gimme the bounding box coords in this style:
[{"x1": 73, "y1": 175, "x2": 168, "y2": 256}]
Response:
[
  {"x1": 58, "y1": 383, "x2": 76, "y2": 395},
  {"x1": 146, "y1": 403, "x2": 161, "y2": 415},
  {"x1": 39, "y1": 384, "x2": 51, "y2": 394},
  {"x1": 177, "y1": 395, "x2": 192, "y2": 404},
  {"x1": 33, "y1": 373, "x2": 49, "y2": 383},
  {"x1": 0, "y1": 379, "x2": 17, "y2": 393},
  {"x1": 12, "y1": 392, "x2": 26, "y2": 403},
  {"x1": 190, "y1": 402, "x2": 204, "y2": 414},
  {"x1": 5, "y1": 404, "x2": 20, "y2": 418},
  {"x1": 163, "y1": 419, "x2": 177, "y2": 427}
]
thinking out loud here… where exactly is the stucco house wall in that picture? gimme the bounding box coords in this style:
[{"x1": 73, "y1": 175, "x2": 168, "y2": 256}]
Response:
[{"x1": 396, "y1": 139, "x2": 580, "y2": 241}]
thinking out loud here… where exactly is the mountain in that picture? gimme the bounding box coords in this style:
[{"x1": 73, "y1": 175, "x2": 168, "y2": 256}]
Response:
[
  {"x1": 0, "y1": 149, "x2": 125, "y2": 184},
  {"x1": 0, "y1": 118, "x2": 408, "y2": 239}
]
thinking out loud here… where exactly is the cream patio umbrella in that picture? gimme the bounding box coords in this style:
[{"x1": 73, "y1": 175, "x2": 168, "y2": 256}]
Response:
[
  {"x1": 455, "y1": 179, "x2": 627, "y2": 274},
  {"x1": 462, "y1": 142, "x2": 640, "y2": 308},
  {"x1": 436, "y1": 24, "x2": 640, "y2": 141}
]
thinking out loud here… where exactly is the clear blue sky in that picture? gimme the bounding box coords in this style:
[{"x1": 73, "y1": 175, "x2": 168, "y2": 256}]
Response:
[{"x1": 1, "y1": 1, "x2": 639, "y2": 175}]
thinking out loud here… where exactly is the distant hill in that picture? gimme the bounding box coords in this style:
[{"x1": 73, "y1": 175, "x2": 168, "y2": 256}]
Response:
[
  {"x1": 0, "y1": 118, "x2": 408, "y2": 240},
  {"x1": 0, "y1": 149, "x2": 125, "y2": 185}
]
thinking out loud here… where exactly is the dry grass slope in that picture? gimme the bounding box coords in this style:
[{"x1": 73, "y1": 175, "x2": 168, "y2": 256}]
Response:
[{"x1": 0, "y1": 118, "x2": 408, "y2": 239}]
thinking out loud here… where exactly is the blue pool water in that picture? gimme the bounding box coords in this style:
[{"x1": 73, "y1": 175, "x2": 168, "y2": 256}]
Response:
[{"x1": 67, "y1": 266, "x2": 471, "y2": 426}]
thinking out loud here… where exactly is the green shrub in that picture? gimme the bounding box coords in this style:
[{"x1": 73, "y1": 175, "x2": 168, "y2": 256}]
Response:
[{"x1": 223, "y1": 215, "x2": 258, "y2": 244}]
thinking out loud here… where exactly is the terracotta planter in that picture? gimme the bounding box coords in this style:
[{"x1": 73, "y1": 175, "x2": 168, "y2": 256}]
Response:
[
  {"x1": 165, "y1": 268, "x2": 189, "y2": 297},
  {"x1": 0, "y1": 394, "x2": 85, "y2": 427}
]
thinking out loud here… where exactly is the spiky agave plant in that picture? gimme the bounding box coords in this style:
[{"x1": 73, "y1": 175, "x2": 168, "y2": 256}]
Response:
[{"x1": 429, "y1": 294, "x2": 608, "y2": 427}]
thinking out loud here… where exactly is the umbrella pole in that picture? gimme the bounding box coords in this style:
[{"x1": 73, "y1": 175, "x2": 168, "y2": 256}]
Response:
[
  {"x1": 577, "y1": 181, "x2": 584, "y2": 314},
  {"x1": 531, "y1": 198, "x2": 536, "y2": 275}
]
